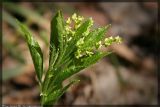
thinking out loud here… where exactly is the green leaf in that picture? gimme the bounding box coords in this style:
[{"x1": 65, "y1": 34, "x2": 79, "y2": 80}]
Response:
[
  {"x1": 53, "y1": 65, "x2": 84, "y2": 84},
  {"x1": 81, "y1": 25, "x2": 110, "y2": 50},
  {"x1": 43, "y1": 80, "x2": 79, "y2": 105},
  {"x1": 74, "y1": 18, "x2": 93, "y2": 40},
  {"x1": 42, "y1": 56, "x2": 72, "y2": 94},
  {"x1": 52, "y1": 52, "x2": 111, "y2": 85},
  {"x1": 16, "y1": 20, "x2": 43, "y2": 83},
  {"x1": 81, "y1": 51, "x2": 112, "y2": 67},
  {"x1": 49, "y1": 10, "x2": 65, "y2": 66}
]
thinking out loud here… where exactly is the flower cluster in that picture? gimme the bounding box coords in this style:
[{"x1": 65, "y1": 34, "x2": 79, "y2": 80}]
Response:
[
  {"x1": 64, "y1": 13, "x2": 85, "y2": 42},
  {"x1": 104, "y1": 36, "x2": 122, "y2": 47},
  {"x1": 75, "y1": 37, "x2": 122, "y2": 59},
  {"x1": 64, "y1": 13, "x2": 122, "y2": 59}
]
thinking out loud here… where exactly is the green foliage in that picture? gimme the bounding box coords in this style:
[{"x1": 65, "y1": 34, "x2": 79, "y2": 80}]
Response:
[
  {"x1": 17, "y1": 21, "x2": 43, "y2": 83},
  {"x1": 17, "y1": 10, "x2": 122, "y2": 106}
]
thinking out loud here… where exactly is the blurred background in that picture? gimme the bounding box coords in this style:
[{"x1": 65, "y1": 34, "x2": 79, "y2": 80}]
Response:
[{"x1": 2, "y1": 2, "x2": 158, "y2": 105}]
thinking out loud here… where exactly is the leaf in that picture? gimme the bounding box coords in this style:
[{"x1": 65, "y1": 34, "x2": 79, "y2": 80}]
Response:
[
  {"x1": 49, "y1": 10, "x2": 65, "y2": 66},
  {"x1": 53, "y1": 65, "x2": 84, "y2": 84},
  {"x1": 81, "y1": 25, "x2": 110, "y2": 50},
  {"x1": 52, "y1": 52, "x2": 111, "y2": 85},
  {"x1": 81, "y1": 51, "x2": 112, "y2": 67},
  {"x1": 46, "y1": 11, "x2": 67, "y2": 91},
  {"x1": 74, "y1": 18, "x2": 93, "y2": 40},
  {"x1": 43, "y1": 56, "x2": 72, "y2": 94},
  {"x1": 43, "y1": 80, "x2": 79, "y2": 105},
  {"x1": 16, "y1": 20, "x2": 43, "y2": 83}
]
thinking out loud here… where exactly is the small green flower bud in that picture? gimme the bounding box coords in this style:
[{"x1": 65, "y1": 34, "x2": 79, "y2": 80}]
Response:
[
  {"x1": 76, "y1": 37, "x2": 84, "y2": 47},
  {"x1": 72, "y1": 13, "x2": 77, "y2": 21},
  {"x1": 85, "y1": 50, "x2": 94, "y2": 56},
  {"x1": 66, "y1": 17, "x2": 71, "y2": 24},
  {"x1": 89, "y1": 17, "x2": 93, "y2": 26},
  {"x1": 104, "y1": 37, "x2": 114, "y2": 46},
  {"x1": 115, "y1": 36, "x2": 122, "y2": 44},
  {"x1": 95, "y1": 41, "x2": 102, "y2": 49},
  {"x1": 65, "y1": 25, "x2": 72, "y2": 35},
  {"x1": 67, "y1": 37, "x2": 72, "y2": 41},
  {"x1": 82, "y1": 30, "x2": 89, "y2": 36},
  {"x1": 104, "y1": 36, "x2": 122, "y2": 47},
  {"x1": 65, "y1": 25, "x2": 71, "y2": 31},
  {"x1": 71, "y1": 31, "x2": 75, "y2": 36},
  {"x1": 75, "y1": 23, "x2": 81, "y2": 29},
  {"x1": 75, "y1": 49, "x2": 83, "y2": 59},
  {"x1": 78, "y1": 16, "x2": 84, "y2": 21}
]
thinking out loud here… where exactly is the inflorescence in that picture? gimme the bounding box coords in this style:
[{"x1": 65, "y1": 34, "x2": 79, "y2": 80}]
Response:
[{"x1": 64, "y1": 13, "x2": 122, "y2": 59}]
